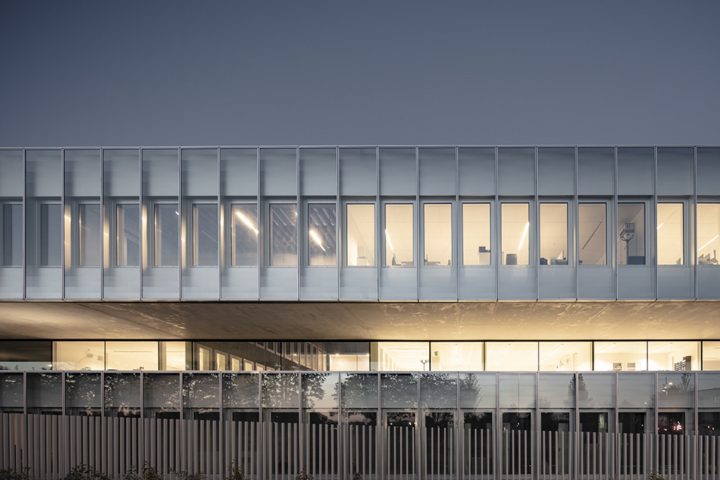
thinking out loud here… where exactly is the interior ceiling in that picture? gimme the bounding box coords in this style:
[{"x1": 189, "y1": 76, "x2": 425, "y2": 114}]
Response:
[{"x1": 0, "y1": 301, "x2": 718, "y2": 341}]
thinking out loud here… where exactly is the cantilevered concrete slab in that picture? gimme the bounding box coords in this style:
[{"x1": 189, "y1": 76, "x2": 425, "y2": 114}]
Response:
[{"x1": 0, "y1": 301, "x2": 718, "y2": 341}]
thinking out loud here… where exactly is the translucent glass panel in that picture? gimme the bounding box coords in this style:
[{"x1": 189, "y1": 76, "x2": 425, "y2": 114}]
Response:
[
  {"x1": 539, "y1": 342, "x2": 592, "y2": 371},
  {"x1": 372, "y1": 342, "x2": 429, "y2": 371},
  {"x1": 160, "y1": 342, "x2": 189, "y2": 371},
  {"x1": 419, "y1": 147, "x2": 456, "y2": 195},
  {"x1": 1, "y1": 203, "x2": 22, "y2": 265},
  {"x1": 617, "y1": 203, "x2": 646, "y2": 265},
  {"x1": 697, "y1": 204, "x2": 719, "y2": 265},
  {"x1": 340, "y1": 148, "x2": 376, "y2": 196},
  {"x1": 539, "y1": 203, "x2": 568, "y2": 265},
  {"x1": 594, "y1": 341, "x2": 647, "y2": 371},
  {"x1": 498, "y1": 374, "x2": 535, "y2": 408},
  {"x1": 0, "y1": 150, "x2": 23, "y2": 198},
  {"x1": 431, "y1": 342, "x2": 483, "y2": 371},
  {"x1": 261, "y1": 148, "x2": 296, "y2": 196},
  {"x1": 501, "y1": 203, "x2": 529, "y2": 266},
  {"x1": 106, "y1": 342, "x2": 159, "y2": 371},
  {"x1": 230, "y1": 204, "x2": 258, "y2": 266},
  {"x1": 221, "y1": 148, "x2": 257, "y2": 197},
  {"x1": 578, "y1": 203, "x2": 606, "y2": 265},
  {"x1": 384, "y1": 204, "x2": 413, "y2": 267},
  {"x1": 462, "y1": 203, "x2": 491, "y2": 266},
  {"x1": 346, "y1": 204, "x2": 375, "y2": 266},
  {"x1": 154, "y1": 204, "x2": 179, "y2": 266},
  {"x1": 657, "y1": 203, "x2": 684, "y2": 265},
  {"x1": 190, "y1": 203, "x2": 218, "y2": 266},
  {"x1": 380, "y1": 148, "x2": 416, "y2": 196},
  {"x1": 458, "y1": 147, "x2": 495, "y2": 195},
  {"x1": 307, "y1": 203, "x2": 336, "y2": 266},
  {"x1": 300, "y1": 148, "x2": 336, "y2": 196},
  {"x1": 269, "y1": 203, "x2": 297, "y2": 266},
  {"x1": 648, "y1": 341, "x2": 699, "y2": 371},
  {"x1": 423, "y1": 203, "x2": 451, "y2": 266},
  {"x1": 703, "y1": 342, "x2": 720, "y2": 370},
  {"x1": 485, "y1": 342, "x2": 538, "y2": 371},
  {"x1": 115, "y1": 204, "x2": 140, "y2": 266},
  {"x1": 54, "y1": 341, "x2": 105, "y2": 370}
]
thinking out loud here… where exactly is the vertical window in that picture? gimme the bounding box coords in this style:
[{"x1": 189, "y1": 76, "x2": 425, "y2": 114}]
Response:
[
  {"x1": 160, "y1": 341, "x2": 188, "y2": 371},
  {"x1": 346, "y1": 204, "x2": 375, "y2": 266},
  {"x1": 657, "y1": 203, "x2": 684, "y2": 265},
  {"x1": 154, "y1": 203, "x2": 179, "y2": 267},
  {"x1": 77, "y1": 204, "x2": 101, "y2": 267},
  {"x1": 384, "y1": 204, "x2": 414, "y2": 267},
  {"x1": 230, "y1": 357, "x2": 242, "y2": 371},
  {"x1": 191, "y1": 203, "x2": 218, "y2": 266},
  {"x1": 697, "y1": 204, "x2": 719, "y2": 265},
  {"x1": 539, "y1": 203, "x2": 568, "y2": 265},
  {"x1": 116, "y1": 204, "x2": 140, "y2": 267},
  {"x1": 230, "y1": 204, "x2": 258, "y2": 267},
  {"x1": 462, "y1": 203, "x2": 491, "y2": 266},
  {"x1": 269, "y1": 203, "x2": 297, "y2": 266},
  {"x1": 307, "y1": 203, "x2": 336, "y2": 266},
  {"x1": 197, "y1": 346, "x2": 211, "y2": 370},
  {"x1": 578, "y1": 203, "x2": 606, "y2": 265},
  {"x1": 501, "y1": 203, "x2": 529, "y2": 266},
  {"x1": 423, "y1": 203, "x2": 452, "y2": 266},
  {"x1": 1, "y1": 203, "x2": 22, "y2": 266},
  {"x1": 40, "y1": 203, "x2": 61, "y2": 266},
  {"x1": 215, "y1": 352, "x2": 227, "y2": 371},
  {"x1": 617, "y1": 203, "x2": 646, "y2": 265}
]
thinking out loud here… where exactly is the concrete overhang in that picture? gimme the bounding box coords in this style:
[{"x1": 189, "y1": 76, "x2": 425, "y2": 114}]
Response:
[{"x1": 0, "y1": 301, "x2": 718, "y2": 341}]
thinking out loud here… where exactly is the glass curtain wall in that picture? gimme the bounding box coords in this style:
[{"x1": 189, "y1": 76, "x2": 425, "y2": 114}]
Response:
[
  {"x1": 501, "y1": 203, "x2": 530, "y2": 266},
  {"x1": 462, "y1": 203, "x2": 491, "y2": 266},
  {"x1": 697, "y1": 203, "x2": 719, "y2": 265},
  {"x1": 539, "y1": 203, "x2": 568, "y2": 265},
  {"x1": 0, "y1": 150, "x2": 23, "y2": 298},
  {"x1": 346, "y1": 204, "x2": 375, "y2": 266},
  {"x1": 578, "y1": 203, "x2": 606, "y2": 265},
  {"x1": 657, "y1": 203, "x2": 684, "y2": 265},
  {"x1": 385, "y1": 204, "x2": 414, "y2": 267},
  {"x1": 423, "y1": 203, "x2": 451, "y2": 266}
]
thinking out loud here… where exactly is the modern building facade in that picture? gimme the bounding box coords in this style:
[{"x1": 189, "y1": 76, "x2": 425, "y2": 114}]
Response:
[{"x1": 1, "y1": 145, "x2": 720, "y2": 479}]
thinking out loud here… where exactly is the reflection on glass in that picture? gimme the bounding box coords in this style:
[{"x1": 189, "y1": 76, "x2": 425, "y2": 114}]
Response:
[
  {"x1": 307, "y1": 203, "x2": 336, "y2": 266},
  {"x1": 191, "y1": 203, "x2": 218, "y2": 266},
  {"x1": 77, "y1": 204, "x2": 101, "y2": 267},
  {"x1": 501, "y1": 203, "x2": 529, "y2": 266},
  {"x1": 462, "y1": 203, "x2": 491, "y2": 266},
  {"x1": 540, "y1": 203, "x2": 568, "y2": 266},
  {"x1": 40, "y1": 203, "x2": 61, "y2": 266},
  {"x1": 269, "y1": 203, "x2": 297, "y2": 267},
  {"x1": 697, "y1": 204, "x2": 719, "y2": 265},
  {"x1": 372, "y1": 342, "x2": 429, "y2": 371},
  {"x1": 593, "y1": 341, "x2": 647, "y2": 371},
  {"x1": 423, "y1": 203, "x2": 451, "y2": 266},
  {"x1": 116, "y1": 204, "x2": 140, "y2": 266},
  {"x1": 657, "y1": 203, "x2": 684, "y2": 265},
  {"x1": 485, "y1": 342, "x2": 538, "y2": 371},
  {"x1": 646, "y1": 341, "x2": 700, "y2": 371},
  {"x1": 385, "y1": 204, "x2": 414, "y2": 267},
  {"x1": 579, "y1": 203, "x2": 606, "y2": 265},
  {"x1": 54, "y1": 341, "x2": 105, "y2": 370},
  {"x1": 106, "y1": 341, "x2": 159, "y2": 371},
  {"x1": 703, "y1": 341, "x2": 720, "y2": 370},
  {"x1": 154, "y1": 203, "x2": 179, "y2": 267},
  {"x1": 539, "y1": 342, "x2": 592, "y2": 371},
  {"x1": 160, "y1": 341, "x2": 188, "y2": 371},
  {"x1": 346, "y1": 204, "x2": 375, "y2": 266},
  {"x1": 617, "y1": 203, "x2": 645, "y2": 265},
  {"x1": 230, "y1": 204, "x2": 258, "y2": 266},
  {"x1": 431, "y1": 342, "x2": 484, "y2": 371},
  {"x1": 1, "y1": 203, "x2": 22, "y2": 266}
]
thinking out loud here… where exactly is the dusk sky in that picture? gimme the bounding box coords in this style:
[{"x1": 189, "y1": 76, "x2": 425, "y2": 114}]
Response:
[{"x1": 1, "y1": 0, "x2": 719, "y2": 147}]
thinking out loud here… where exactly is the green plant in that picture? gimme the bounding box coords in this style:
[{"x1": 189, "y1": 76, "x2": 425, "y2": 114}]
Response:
[
  {"x1": 124, "y1": 464, "x2": 161, "y2": 480},
  {"x1": 225, "y1": 463, "x2": 244, "y2": 480},
  {"x1": 63, "y1": 465, "x2": 110, "y2": 480},
  {"x1": 0, "y1": 468, "x2": 30, "y2": 480}
]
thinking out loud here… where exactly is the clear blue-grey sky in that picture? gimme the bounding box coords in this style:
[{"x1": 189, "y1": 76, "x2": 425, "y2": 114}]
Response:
[{"x1": 1, "y1": 0, "x2": 718, "y2": 147}]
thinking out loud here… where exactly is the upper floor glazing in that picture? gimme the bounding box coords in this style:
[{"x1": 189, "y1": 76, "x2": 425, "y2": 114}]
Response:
[{"x1": 1, "y1": 146, "x2": 719, "y2": 301}]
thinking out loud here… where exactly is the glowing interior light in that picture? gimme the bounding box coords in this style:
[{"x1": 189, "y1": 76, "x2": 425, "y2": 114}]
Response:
[
  {"x1": 309, "y1": 228, "x2": 326, "y2": 252},
  {"x1": 235, "y1": 210, "x2": 259, "y2": 236},
  {"x1": 698, "y1": 234, "x2": 719, "y2": 252},
  {"x1": 384, "y1": 229, "x2": 394, "y2": 253},
  {"x1": 517, "y1": 222, "x2": 530, "y2": 252}
]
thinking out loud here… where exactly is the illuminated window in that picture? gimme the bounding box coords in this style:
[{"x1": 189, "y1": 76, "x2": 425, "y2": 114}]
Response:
[
  {"x1": 154, "y1": 203, "x2": 179, "y2": 267},
  {"x1": 54, "y1": 341, "x2": 105, "y2": 370},
  {"x1": 230, "y1": 357, "x2": 242, "y2": 371},
  {"x1": 160, "y1": 342, "x2": 188, "y2": 371},
  {"x1": 191, "y1": 203, "x2": 218, "y2": 266},
  {"x1": 371, "y1": 342, "x2": 429, "y2": 371},
  {"x1": 539, "y1": 342, "x2": 592, "y2": 371},
  {"x1": 423, "y1": 203, "x2": 452, "y2": 266},
  {"x1": 215, "y1": 352, "x2": 227, "y2": 370},
  {"x1": 648, "y1": 341, "x2": 699, "y2": 371},
  {"x1": 430, "y1": 342, "x2": 484, "y2": 371},
  {"x1": 697, "y1": 204, "x2": 720, "y2": 265},
  {"x1": 485, "y1": 342, "x2": 538, "y2": 371},
  {"x1": 593, "y1": 341, "x2": 647, "y2": 371},
  {"x1": 230, "y1": 204, "x2": 258, "y2": 267},
  {"x1": 346, "y1": 204, "x2": 375, "y2": 266},
  {"x1": 243, "y1": 359, "x2": 254, "y2": 371},
  {"x1": 106, "y1": 342, "x2": 159, "y2": 371},
  {"x1": 539, "y1": 203, "x2": 568, "y2": 266},
  {"x1": 384, "y1": 204, "x2": 414, "y2": 267},
  {"x1": 307, "y1": 203, "x2": 336, "y2": 266},
  {"x1": 462, "y1": 203, "x2": 491, "y2": 266},
  {"x1": 617, "y1": 203, "x2": 645, "y2": 265},
  {"x1": 197, "y1": 346, "x2": 211, "y2": 370},
  {"x1": 501, "y1": 203, "x2": 530, "y2": 266},
  {"x1": 0, "y1": 203, "x2": 22, "y2": 266},
  {"x1": 115, "y1": 204, "x2": 140, "y2": 267},
  {"x1": 269, "y1": 203, "x2": 297, "y2": 266},
  {"x1": 657, "y1": 203, "x2": 684, "y2": 265},
  {"x1": 578, "y1": 203, "x2": 606, "y2": 265},
  {"x1": 703, "y1": 341, "x2": 720, "y2": 370}
]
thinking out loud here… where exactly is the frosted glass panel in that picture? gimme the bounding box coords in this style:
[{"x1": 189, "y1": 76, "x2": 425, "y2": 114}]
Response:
[
  {"x1": 230, "y1": 204, "x2": 258, "y2": 266},
  {"x1": 269, "y1": 203, "x2": 297, "y2": 266},
  {"x1": 154, "y1": 204, "x2": 179, "y2": 266},
  {"x1": 419, "y1": 147, "x2": 456, "y2": 195},
  {"x1": 380, "y1": 148, "x2": 416, "y2": 196},
  {"x1": 307, "y1": 203, "x2": 336, "y2": 266},
  {"x1": 0, "y1": 150, "x2": 24, "y2": 197},
  {"x1": 261, "y1": 148, "x2": 296, "y2": 196},
  {"x1": 340, "y1": 148, "x2": 376, "y2": 196},
  {"x1": 301, "y1": 148, "x2": 336, "y2": 196},
  {"x1": 190, "y1": 203, "x2": 218, "y2": 266},
  {"x1": 1, "y1": 203, "x2": 22, "y2": 266},
  {"x1": 697, "y1": 203, "x2": 719, "y2": 265}
]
